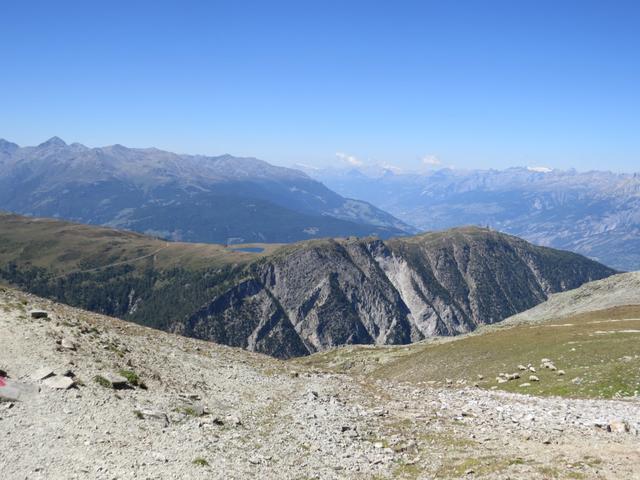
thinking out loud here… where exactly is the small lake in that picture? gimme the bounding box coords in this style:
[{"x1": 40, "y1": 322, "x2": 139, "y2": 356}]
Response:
[{"x1": 231, "y1": 247, "x2": 265, "y2": 253}]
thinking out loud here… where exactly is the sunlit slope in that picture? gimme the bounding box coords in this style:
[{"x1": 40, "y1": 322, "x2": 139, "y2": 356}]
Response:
[
  {"x1": 299, "y1": 274, "x2": 640, "y2": 399},
  {"x1": 0, "y1": 211, "x2": 281, "y2": 273}
]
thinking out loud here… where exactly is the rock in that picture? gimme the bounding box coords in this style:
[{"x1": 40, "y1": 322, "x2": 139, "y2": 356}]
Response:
[
  {"x1": 529, "y1": 367, "x2": 536, "y2": 373},
  {"x1": 517, "y1": 365, "x2": 527, "y2": 371},
  {"x1": 477, "y1": 374, "x2": 484, "y2": 380},
  {"x1": 183, "y1": 402, "x2": 206, "y2": 416},
  {"x1": 608, "y1": 420, "x2": 630, "y2": 433},
  {"x1": 179, "y1": 392, "x2": 201, "y2": 401},
  {"x1": 0, "y1": 377, "x2": 39, "y2": 401},
  {"x1": 60, "y1": 338, "x2": 77, "y2": 350},
  {"x1": 529, "y1": 375, "x2": 540, "y2": 382},
  {"x1": 227, "y1": 415, "x2": 242, "y2": 426},
  {"x1": 506, "y1": 373, "x2": 520, "y2": 381},
  {"x1": 43, "y1": 376, "x2": 75, "y2": 390},
  {"x1": 30, "y1": 367, "x2": 55, "y2": 381},
  {"x1": 541, "y1": 358, "x2": 552, "y2": 364},
  {"x1": 497, "y1": 378, "x2": 508, "y2": 384},
  {"x1": 558, "y1": 370, "x2": 566, "y2": 376},
  {"x1": 519, "y1": 383, "x2": 531, "y2": 388},
  {"x1": 29, "y1": 309, "x2": 48, "y2": 319},
  {"x1": 135, "y1": 408, "x2": 169, "y2": 427},
  {"x1": 105, "y1": 373, "x2": 129, "y2": 389}
]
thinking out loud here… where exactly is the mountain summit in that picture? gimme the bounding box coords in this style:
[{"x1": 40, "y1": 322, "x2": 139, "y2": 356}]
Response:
[
  {"x1": 0, "y1": 138, "x2": 414, "y2": 243},
  {"x1": 37, "y1": 136, "x2": 68, "y2": 148}
]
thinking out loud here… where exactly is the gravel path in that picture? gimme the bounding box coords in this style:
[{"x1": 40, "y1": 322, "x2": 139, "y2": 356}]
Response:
[{"x1": 1, "y1": 287, "x2": 639, "y2": 479}]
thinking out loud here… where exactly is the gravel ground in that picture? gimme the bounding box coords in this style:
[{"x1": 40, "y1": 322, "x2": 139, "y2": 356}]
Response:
[{"x1": 1, "y1": 287, "x2": 639, "y2": 479}]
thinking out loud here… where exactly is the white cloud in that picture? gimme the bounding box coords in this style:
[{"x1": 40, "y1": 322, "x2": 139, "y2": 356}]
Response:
[
  {"x1": 381, "y1": 163, "x2": 404, "y2": 174},
  {"x1": 527, "y1": 166, "x2": 553, "y2": 173},
  {"x1": 422, "y1": 154, "x2": 441, "y2": 166},
  {"x1": 336, "y1": 152, "x2": 364, "y2": 167}
]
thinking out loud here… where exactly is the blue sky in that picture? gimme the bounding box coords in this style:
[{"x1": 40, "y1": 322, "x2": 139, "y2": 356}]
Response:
[{"x1": 1, "y1": 1, "x2": 639, "y2": 171}]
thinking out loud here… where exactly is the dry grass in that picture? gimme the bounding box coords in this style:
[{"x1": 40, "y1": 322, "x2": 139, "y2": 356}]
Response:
[{"x1": 299, "y1": 305, "x2": 640, "y2": 399}]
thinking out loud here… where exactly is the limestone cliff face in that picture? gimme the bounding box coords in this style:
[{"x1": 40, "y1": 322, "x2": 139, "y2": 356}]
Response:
[{"x1": 181, "y1": 228, "x2": 616, "y2": 358}]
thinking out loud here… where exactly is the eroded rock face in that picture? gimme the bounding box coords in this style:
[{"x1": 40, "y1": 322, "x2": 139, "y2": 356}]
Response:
[{"x1": 182, "y1": 229, "x2": 615, "y2": 358}]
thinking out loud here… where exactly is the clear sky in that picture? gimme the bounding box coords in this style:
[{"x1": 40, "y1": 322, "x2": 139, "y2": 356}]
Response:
[{"x1": 1, "y1": 1, "x2": 639, "y2": 172}]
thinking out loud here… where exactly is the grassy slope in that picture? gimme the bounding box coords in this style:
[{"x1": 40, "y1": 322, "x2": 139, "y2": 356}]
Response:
[
  {"x1": 298, "y1": 304, "x2": 640, "y2": 399},
  {"x1": 0, "y1": 212, "x2": 282, "y2": 273}
]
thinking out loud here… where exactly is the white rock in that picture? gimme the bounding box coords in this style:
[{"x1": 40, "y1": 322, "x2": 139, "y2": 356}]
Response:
[
  {"x1": 43, "y1": 376, "x2": 75, "y2": 390},
  {"x1": 30, "y1": 367, "x2": 55, "y2": 381},
  {"x1": 608, "y1": 420, "x2": 629, "y2": 433},
  {"x1": 60, "y1": 338, "x2": 76, "y2": 350}
]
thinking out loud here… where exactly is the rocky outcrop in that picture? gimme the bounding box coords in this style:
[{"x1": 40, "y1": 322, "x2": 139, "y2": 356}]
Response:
[{"x1": 182, "y1": 228, "x2": 616, "y2": 358}]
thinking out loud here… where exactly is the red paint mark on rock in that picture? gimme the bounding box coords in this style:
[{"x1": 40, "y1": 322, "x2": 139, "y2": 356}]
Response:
[{"x1": 0, "y1": 377, "x2": 6, "y2": 387}]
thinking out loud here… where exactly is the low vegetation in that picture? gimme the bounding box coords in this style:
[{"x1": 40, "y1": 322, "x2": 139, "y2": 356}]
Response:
[
  {"x1": 299, "y1": 305, "x2": 640, "y2": 399},
  {"x1": 118, "y1": 369, "x2": 147, "y2": 389}
]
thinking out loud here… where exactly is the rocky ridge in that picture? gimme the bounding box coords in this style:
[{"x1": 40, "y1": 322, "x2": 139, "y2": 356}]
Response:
[
  {"x1": 0, "y1": 137, "x2": 413, "y2": 244},
  {"x1": 180, "y1": 228, "x2": 615, "y2": 357}
]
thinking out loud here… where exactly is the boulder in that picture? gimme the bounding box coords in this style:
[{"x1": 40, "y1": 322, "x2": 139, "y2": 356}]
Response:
[
  {"x1": 529, "y1": 375, "x2": 540, "y2": 382},
  {"x1": 44, "y1": 376, "x2": 75, "y2": 390},
  {"x1": 29, "y1": 309, "x2": 48, "y2": 319}
]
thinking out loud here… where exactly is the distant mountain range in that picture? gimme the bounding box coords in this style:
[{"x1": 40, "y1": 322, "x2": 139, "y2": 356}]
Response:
[
  {"x1": 0, "y1": 213, "x2": 614, "y2": 358},
  {"x1": 302, "y1": 165, "x2": 640, "y2": 271},
  {"x1": 0, "y1": 137, "x2": 414, "y2": 243}
]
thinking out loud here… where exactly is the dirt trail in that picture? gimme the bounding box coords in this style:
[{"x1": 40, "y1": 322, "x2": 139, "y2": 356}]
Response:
[
  {"x1": 1, "y1": 287, "x2": 639, "y2": 479},
  {"x1": 50, "y1": 243, "x2": 168, "y2": 280}
]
